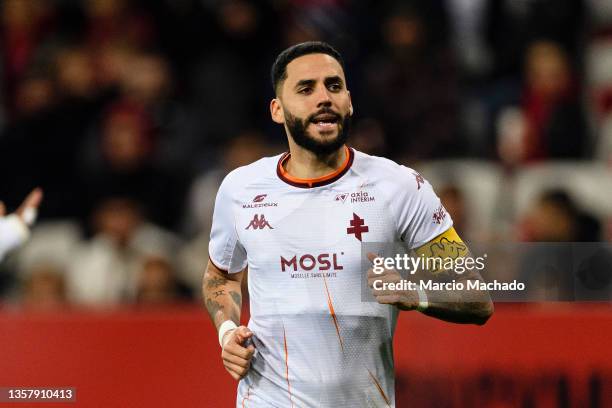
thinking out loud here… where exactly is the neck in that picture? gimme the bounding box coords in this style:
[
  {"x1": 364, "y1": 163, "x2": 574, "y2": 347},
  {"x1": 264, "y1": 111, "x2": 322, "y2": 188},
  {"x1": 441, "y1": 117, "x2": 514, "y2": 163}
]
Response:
[{"x1": 284, "y1": 140, "x2": 347, "y2": 180}]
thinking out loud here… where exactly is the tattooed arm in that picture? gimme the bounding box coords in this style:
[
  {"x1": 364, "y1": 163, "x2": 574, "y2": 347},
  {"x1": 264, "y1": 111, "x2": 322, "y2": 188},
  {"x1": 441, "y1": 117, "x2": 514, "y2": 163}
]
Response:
[
  {"x1": 202, "y1": 260, "x2": 244, "y2": 329},
  {"x1": 368, "y1": 227, "x2": 493, "y2": 325},
  {"x1": 413, "y1": 227, "x2": 494, "y2": 325},
  {"x1": 203, "y1": 260, "x2": 254, "y2": 380}
]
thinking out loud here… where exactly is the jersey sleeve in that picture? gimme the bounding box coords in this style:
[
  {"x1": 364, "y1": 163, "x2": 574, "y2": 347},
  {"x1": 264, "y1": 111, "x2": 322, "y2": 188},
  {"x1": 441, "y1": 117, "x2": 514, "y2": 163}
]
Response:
[
  {"x1": 208, "y1": 175, "x2": 248, "y2": 273},
  {"x1": 392, "y1": 166, "x2": 453, "y2": 249}
]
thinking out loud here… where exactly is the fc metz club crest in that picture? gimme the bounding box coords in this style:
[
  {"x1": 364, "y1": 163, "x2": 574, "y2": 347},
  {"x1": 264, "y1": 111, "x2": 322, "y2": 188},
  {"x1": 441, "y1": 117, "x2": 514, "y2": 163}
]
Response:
[
  {"x1": 347, "y1": 213, "x2": 369, "y2": 241},
  {"x1": 245, "y1": 214, "x2": 273, "y2": 230}
]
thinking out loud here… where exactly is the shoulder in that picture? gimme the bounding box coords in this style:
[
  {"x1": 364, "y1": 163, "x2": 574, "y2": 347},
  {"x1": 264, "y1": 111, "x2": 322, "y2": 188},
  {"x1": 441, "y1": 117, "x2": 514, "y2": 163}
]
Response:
[
  {"x1": 351, "y1": 149, "x2": 424, "y2": 194},
  {"x1": 218, "y1": 154, "x2": 283, "y2": 195}
]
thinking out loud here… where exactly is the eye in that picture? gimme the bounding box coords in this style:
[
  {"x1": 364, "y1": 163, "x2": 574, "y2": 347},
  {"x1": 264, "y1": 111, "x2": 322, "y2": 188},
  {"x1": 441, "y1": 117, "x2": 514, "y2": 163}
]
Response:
[
  {"x1": 298, "y1": 87, "x2": 312, "y2": 95},
  {"x1": 328, "y1": 83, "x2": 342, "y2": 92}
]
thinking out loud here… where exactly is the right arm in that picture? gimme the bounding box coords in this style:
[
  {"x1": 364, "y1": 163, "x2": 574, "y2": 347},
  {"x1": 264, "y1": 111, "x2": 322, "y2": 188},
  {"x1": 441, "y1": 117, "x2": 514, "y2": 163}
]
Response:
[
  {"x1": 202, "y1": 260, "x2": 254, "y2": 380},
  {"x1": 205, "y1": 173, "x2": 254, "y2": 380},
  {"x1": 202, "y1": 260, "x2": 243, "y2": 330}
]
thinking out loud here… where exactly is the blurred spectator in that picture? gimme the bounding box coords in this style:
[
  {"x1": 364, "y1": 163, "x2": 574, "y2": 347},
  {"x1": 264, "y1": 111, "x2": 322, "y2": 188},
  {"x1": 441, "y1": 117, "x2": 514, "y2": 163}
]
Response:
[
  {"x1": 84, "y1": 0, "x2": 156, "y2": 50},
  {"x1": 93, "y1": 41, "x2": 134, "y2": 90},
  {"x1": 522, "y1": 189, "x2": 601, "y2": 242},
  {"x1": 0, "y1": 43, "x2": 112, "y2": 221},
  {"x1": 13, "y1": 72, "x2": 55, "y2": 117},
  {"x1": 522, "y1": 41, "x2": 588, "y2": 159},
  {"x1": 189, "y1": 0, "x2": 279, "y2": 149},
  {"x1": 9, "y1": 220, "x2": 81, "y2": 295},
  {"x1": 496, "y1": 41, "x2": 589, "y2": 164},
  {"x1": 21, "y1": 263, "x2": 67, "y2": 310},
  {"x1": 81, "y1": 101, "x2": 189, "y2": 231},
  {"x1": 135, "y1": 255, "x2": 192, "y2": 305},
  {"x1": 446, "y1": 0, "x2": 490, "y2": 80},
  {"x1": 519, "y1": 189, "x2": 604, "y2": 300},
  {"x1": 67, "y1": 198, "x2": 181, "y2": 307},
  {"x1": 55, "y1": 46, "x2": 97, "y2": 99},
  {"x1": 1, "y1": 0, "x2": 55, "y2": 114},
  {"x1": 484, "y1": 0, "x2": 585, "y2": 81},
  {"x1": 362, "y1": 3, "x2": 461, "y2": 161},
  {"x1": 117, "y1": 50, "x2": 199, "y2": 171},
  {"x1": 119, "y1": 50, "x2": 171, "y2": 106}
]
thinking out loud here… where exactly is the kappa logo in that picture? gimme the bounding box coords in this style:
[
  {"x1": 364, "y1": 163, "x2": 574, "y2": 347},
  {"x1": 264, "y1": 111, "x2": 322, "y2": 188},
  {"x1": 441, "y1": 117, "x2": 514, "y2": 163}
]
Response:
[
  {"x1": 245, "y1": 214, "x2": 273, "y2": 230},
  {"x1": 253, "y1": 194, "x2": 267, "y2": 203}
]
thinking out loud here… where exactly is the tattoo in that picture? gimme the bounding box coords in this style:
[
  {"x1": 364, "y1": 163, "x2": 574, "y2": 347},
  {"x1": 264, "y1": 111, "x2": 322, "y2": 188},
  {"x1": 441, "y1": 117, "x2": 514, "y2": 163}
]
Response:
[
  {"x1": 229, "y1": 291, "x2": 241, "y2": 307},
  {"x1": 410, "y1": 228, "x2": 493, "y2": 324},
  {"x1": 206, "y1": 299, "x2": 223, "y2": 321},
  {"x1": 206, "y1": 276, "x2": 228, "y2": 289},
  {"x1": 203, "y1": 268, "x2": 244, "y2": 326},
  {"x1": 230, "y1": 310, "x2": 240, "y2": 325}
]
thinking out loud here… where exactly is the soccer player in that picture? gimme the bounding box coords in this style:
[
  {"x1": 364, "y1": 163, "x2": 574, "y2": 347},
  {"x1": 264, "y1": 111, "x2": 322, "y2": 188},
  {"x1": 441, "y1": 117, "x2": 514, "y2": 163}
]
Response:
[
  {"x1": 0, "y1": 188, "x2": 43, "y2": 262},
  {"x1": 203, "y1": 42, "x2": 493, "y2": 407}
]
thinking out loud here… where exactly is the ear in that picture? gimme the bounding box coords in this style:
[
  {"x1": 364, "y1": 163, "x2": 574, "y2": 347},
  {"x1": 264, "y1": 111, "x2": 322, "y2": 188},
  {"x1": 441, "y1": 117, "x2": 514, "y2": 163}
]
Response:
[{"x1": 270, "y1": 98, "x2": 285, "y2": 124}]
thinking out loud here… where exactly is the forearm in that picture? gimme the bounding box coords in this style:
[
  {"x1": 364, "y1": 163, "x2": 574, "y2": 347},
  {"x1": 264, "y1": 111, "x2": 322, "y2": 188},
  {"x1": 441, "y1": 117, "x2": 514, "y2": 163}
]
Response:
[
  {"x1": 412, "y1": 228, "x2": 494, "y2": 325},
  {"x1": 202, "y1": 262, "x2": 243, "y2": 329},
  {"x1": 420, "y1": 271, "x2": 494, "y2": 325}
]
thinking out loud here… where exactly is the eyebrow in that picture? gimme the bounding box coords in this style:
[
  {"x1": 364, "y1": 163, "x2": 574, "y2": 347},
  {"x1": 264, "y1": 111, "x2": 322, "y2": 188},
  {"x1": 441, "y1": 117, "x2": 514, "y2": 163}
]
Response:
[{"x1": 294, "y1": 76, "x2": 344, "y2": 90}]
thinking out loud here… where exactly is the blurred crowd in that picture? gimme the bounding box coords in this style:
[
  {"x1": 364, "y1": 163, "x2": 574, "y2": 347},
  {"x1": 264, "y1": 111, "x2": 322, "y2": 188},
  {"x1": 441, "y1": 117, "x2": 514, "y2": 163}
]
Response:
[{"x1": 0, "y1": 0, "x2": 611, "y2": 310}]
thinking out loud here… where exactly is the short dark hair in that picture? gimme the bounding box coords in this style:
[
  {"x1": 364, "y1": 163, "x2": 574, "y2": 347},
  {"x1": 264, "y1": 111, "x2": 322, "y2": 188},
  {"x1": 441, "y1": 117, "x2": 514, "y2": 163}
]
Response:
[{"x1": 271, "y1": 41, "x2": 345, "y2": 94}]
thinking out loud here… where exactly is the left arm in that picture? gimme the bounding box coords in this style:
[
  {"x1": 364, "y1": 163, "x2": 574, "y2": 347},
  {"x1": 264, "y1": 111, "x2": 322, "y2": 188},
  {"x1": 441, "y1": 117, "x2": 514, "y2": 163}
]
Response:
[
  {"x1": 412, "y1": 227, "x2": 494, "y2": 325},
  {"x1": 368, "y1": 227, "x2": 493, "y2": 325}
]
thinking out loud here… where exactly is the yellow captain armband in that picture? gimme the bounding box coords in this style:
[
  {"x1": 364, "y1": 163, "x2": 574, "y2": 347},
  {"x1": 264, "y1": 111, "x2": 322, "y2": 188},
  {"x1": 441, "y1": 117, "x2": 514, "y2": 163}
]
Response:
[{"x1": 413, "y1": 227, "x2": 469, "y2": 275}]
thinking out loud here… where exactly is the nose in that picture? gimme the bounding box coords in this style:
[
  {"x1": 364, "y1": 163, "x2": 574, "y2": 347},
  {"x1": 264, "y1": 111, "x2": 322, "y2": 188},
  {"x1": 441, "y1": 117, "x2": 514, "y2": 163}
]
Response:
[{"x1": 315, "y1": 85, "x2": 332, "y2": 108}]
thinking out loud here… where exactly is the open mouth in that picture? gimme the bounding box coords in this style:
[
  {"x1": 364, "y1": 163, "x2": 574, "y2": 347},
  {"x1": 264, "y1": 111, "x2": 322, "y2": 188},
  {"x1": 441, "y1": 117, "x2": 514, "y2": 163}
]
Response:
[{"x1": 310, "y1": 113, "x2": 340, "y2": 131}]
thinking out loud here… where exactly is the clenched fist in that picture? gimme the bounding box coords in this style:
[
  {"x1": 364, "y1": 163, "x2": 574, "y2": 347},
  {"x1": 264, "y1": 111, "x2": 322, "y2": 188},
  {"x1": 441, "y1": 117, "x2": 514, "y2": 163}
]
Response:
[{"x1": 221, "y1": 325, "x2": 255, "y2": 381}]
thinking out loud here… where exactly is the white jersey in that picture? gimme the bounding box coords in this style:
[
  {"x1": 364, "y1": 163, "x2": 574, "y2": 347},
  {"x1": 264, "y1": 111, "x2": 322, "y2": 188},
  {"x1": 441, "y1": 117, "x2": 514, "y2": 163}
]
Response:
[{"x1": 209, "y1": 147, "x2": 452, "y2": 408}]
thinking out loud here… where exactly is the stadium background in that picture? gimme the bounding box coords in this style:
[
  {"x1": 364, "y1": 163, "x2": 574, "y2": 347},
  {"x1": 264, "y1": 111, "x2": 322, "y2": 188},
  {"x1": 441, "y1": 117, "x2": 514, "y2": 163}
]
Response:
[{"x1": 0, "y1": 0, "x2": 611, "y2": 406}]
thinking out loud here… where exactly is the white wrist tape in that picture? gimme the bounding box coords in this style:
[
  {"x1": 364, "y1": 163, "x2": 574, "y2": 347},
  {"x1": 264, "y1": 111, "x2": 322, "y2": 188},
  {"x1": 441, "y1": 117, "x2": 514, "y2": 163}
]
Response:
[
  {"x1": 416, "y1": 289, "x2": 429, "y2": 312},
  {"x1": 0, "y1": 214, "x2": 30, "y2": 260},
  {"x1": 218, "y1": 320, "x2": 238, "y2": 348}
]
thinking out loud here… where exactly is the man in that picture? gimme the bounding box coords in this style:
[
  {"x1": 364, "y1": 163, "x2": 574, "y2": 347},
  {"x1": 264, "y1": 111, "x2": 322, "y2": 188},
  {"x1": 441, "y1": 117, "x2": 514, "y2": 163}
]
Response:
[
  {"x1": 203, "y1": 42, "x2": 493, "y2": 407},
  {"x1": 0, "y1": 188, "x2": 43, "y2": 262}
]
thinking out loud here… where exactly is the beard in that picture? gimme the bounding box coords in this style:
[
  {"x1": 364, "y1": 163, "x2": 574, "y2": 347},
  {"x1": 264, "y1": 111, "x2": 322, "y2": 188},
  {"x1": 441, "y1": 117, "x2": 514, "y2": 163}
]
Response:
[{"x1": 284, "y1": 108, "x2": 351, "y2": 157}]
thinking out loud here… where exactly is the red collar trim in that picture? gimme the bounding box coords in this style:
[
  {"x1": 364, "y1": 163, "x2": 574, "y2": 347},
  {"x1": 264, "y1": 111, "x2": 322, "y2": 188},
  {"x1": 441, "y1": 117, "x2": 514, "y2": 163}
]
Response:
[{"x1": 276, "y1": 146, "x2": 354, "y2": 188}]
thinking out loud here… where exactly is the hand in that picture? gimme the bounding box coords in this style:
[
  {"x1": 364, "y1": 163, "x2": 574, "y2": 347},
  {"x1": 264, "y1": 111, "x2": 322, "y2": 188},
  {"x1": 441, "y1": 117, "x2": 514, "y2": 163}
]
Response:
[
  {"x1": 367, "y1": 252, "x2": 419, "y2": 311},
  {"x1": 0, "y1": 188, "x2": 43, "y2": 225},
  {"x1": 221, "y1": 325, "x2": 255, "y2": 381}
]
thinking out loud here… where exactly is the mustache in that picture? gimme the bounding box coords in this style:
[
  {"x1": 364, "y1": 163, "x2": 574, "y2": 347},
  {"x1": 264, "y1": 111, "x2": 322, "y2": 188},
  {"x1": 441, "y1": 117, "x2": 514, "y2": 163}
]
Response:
[{"x1": 307, "y1": 108, "x2": 341, "y2": 123}]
